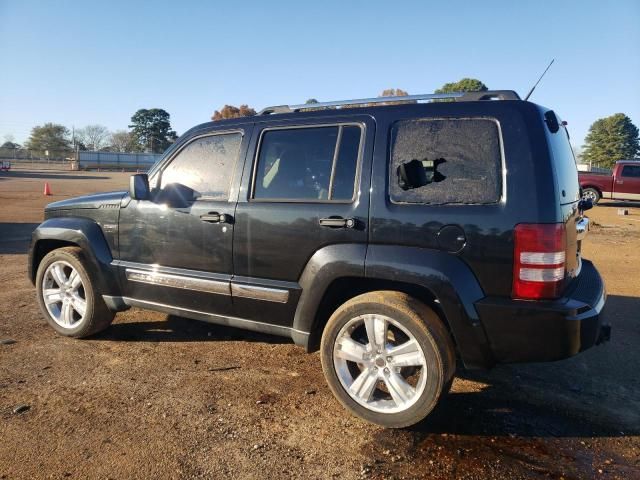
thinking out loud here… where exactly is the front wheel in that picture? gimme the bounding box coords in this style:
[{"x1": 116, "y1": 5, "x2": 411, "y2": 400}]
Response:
[
  {"x1": 320, "y1": 291, "x2": 455, "y2": 428},
  {"x1": 36, "y1": 247, "x2": 114, "y2": 338}
]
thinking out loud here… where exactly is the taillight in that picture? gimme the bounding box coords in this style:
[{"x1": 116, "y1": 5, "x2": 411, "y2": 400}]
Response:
[{"x1": 512, "y1": 223, "x2": 566, "y2": 300}]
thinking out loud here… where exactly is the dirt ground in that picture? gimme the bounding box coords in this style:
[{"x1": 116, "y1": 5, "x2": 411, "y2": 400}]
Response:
[{"x1": 1, "y1": 168, "x2": 639, "y2": 480}]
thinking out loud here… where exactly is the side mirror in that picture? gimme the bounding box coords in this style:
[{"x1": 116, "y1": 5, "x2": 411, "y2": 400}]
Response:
[
  {"x1": 155, "y1": 182, "x2": 197, "y2": 208},
  {"x1": 579, "y1": 198, "x2": 593, "y2": 212},
  {"x1": 129, "y1": 174, "x2": 150, "y2": 200}
]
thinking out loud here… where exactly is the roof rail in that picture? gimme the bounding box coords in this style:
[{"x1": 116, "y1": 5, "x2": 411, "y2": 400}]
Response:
[
  {"x1": 258, "y1": 90, "x2": 521, "y2": 115},
  {"x1": 458, "y1": 90, "x2": 521, "y2": 101}
]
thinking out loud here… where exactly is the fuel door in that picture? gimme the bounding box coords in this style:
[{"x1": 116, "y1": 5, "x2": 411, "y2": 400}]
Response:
[{"x1": 437, "y1": 224, "x2": 466, "y2": 253}]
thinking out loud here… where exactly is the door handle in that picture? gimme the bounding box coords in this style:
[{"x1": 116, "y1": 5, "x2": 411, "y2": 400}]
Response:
[
  {"x1": 200, "y1": 212, "x2": 231, "y2": 224},
  {"x1": 319, "y1": 217, "x2": 356, "y2": 229}
]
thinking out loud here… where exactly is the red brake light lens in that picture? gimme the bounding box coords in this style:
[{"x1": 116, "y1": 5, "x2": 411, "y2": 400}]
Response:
[{"x1": 512, "y1": 223, "x2": 566, "y2": 300}]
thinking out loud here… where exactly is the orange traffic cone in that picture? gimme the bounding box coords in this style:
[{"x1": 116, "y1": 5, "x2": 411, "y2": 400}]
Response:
[{"x1": 43, "y1": 182, "x2": 52, "y2": 196}]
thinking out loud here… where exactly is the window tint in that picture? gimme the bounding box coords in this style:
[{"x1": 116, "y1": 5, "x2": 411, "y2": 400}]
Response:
[
  {"x1": 621, "y1": 165, "x2": 640, "y2": 178},
  {"x1": 160, "y1": 133, "x2": 242, "y2": 199},
  {"x1": 546, "y1": 117, "x2": 581, "y2": 205},
  {"x1": 253, "y1": 125, "x2": 361, "y2": 201},
  {"x1": 390, "y1": 119, "x2": 502, "y2": 204},
  {"x1": 332, "y1": 126, "x2": 361, "y2": 200}
]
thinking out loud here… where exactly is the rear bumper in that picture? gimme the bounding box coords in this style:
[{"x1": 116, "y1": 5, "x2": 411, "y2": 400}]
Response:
[{"x1": 476, "y1": 260, "x2": 609, "y2": 364}]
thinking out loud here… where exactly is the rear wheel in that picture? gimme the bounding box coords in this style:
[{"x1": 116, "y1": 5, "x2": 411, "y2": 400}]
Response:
[
  {"x1": 36, "y1": 247, "x2": 114, "y2": 337},
  {"x1": 320, "y1": 291, "x2": 455, "y2": 428},
  {"x1": 582, "y1": 187, "x2": 600, "y2": 205}
]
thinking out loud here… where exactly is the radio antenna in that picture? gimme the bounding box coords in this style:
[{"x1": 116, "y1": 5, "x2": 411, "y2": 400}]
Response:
[{"x1": 524, "y1": 59, "x2": 555, "y2": 101}]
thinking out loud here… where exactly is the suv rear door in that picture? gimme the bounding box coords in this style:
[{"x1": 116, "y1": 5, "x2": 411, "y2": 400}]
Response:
[
  {"x1": 232, "y1": 115, "x2": 375, "y2": 327},
  {"x1": 545, "y1": 112, "x2": 582, "y2": 281}
]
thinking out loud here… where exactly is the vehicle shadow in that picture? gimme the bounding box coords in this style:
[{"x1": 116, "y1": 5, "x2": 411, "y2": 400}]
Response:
[
  {"x1": 403, "y1": 293, "x2": 640, "y2": 439},
  {"x1": 0, "y1": 170, "x2": 108, "y2": 180},
  {"x1": 97, "y1": 314, "x2": 293, "y2": 345},
  {"x1": 0, "y1": 223, "x2": 39, "y2": 254},
  {"x1": 596, "y1": 200, "x2": 640, "y2": 208}
]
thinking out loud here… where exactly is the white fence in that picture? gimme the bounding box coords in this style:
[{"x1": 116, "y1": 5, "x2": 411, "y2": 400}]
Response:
[{"x1": 576, "y1": 163, "x2": 611, "y2": 174}]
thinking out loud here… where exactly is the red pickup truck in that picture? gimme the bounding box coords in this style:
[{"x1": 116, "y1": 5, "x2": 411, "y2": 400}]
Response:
[{"x1": 579, "y1": 160, "x2": 640, "y2": 204}]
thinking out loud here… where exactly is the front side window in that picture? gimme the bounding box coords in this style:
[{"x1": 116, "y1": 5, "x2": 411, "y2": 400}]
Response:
[
  {"x1": 621, "y1": 165, "x2": 640, "y2": 178},
  {"x1": 253, "y1": 125, "x2": 361, "y2": 201},
  {"x1": 160, "y1": 132, "x2": 242, "y2": 199},
  {"x1": 390, "y1": 118, "x2": 502, "y2": 204}
]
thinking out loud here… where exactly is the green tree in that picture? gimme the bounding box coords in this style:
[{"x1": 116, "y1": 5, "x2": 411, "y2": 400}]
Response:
[
  {"x1": 1, "y1": 141, "x2": 20, "y2": 149},
  {"x1": 25, "y1": 123, "x2": 71, "y2": 154},
  {"x1": 211, "y1": 104, "x2": 256, "y2": 121},
  {"x1": 582, "y1": 113, "x2": 640, "y2": 168},
  {"x1": 305, "y1": 98, "x2": 319, "y2": 104},
  {"x1": 435, "y1": 78, "x2": 488, "y2": 93},
  {"x1": 129, "y1": 109, "x2": 177, "y2": 153}
]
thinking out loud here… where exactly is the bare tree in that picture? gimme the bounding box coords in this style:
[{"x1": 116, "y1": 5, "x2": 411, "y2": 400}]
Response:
[
  {"x1": 110, "y1": 130, "x2": 138, "y2": 152},
  {"x1": 77, "y1": 124, "x2": 110, "y2": 151}
]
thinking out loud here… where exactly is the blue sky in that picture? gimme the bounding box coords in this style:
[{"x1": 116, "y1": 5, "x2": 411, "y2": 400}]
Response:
[{"x1": 1, "y1": 0, "x2": 639, "y2": 149}]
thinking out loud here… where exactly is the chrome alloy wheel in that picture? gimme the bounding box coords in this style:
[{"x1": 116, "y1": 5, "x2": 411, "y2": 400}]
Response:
[
  {"x1": 41, "y1": 260, "x2": 87, "y2": 328},
  {"x1": 333, "y1": 314, "x2": 427, "y2": 414},
  {"x1": 582, "y1": 189, "x2": 598, "y2": 203}
]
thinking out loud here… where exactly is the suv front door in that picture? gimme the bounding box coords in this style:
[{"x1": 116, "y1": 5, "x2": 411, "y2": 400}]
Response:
[
  {"x1": 117, "y1": 126, "x2": 252, "y2": 314},
  {"x1": 232, "y1": 116, "x2": 374, "y2": 328}
]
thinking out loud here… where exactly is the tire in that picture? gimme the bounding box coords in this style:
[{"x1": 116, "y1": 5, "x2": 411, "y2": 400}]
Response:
[
  {"x1": 582, "y1": 187, "x2": 600, "y2": 205},
  {"x1": 320, "y1": 291, "x2": 455, "y2": 428},
  {"x1": 35, "y1": 247, "x2": 114, "y2": 338}
]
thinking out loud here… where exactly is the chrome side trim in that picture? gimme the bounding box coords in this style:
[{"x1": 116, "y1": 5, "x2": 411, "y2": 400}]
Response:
[
  {"x1": 231, "y1": 283, "x2": 289, "y2": 303},
  {"x1": 114, "y1": 260, "x2": 228, "y2": 280},
  {"x1": 125, "y1": 268, "x2": 230, "y2": 296},
  {"x1": 576, "y1": 217, "x2": 589, "y2": 241}
]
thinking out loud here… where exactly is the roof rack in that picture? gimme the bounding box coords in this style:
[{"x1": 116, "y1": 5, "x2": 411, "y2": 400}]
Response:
[{"x1": 258, "y1": 90, "x2": 521, "y2": 115}]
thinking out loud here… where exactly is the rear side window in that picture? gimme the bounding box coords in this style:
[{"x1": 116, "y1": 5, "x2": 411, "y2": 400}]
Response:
[
  {"x1": 545, "y1": 114, "x2": 580, "y2": 204},
  {"x1": 621, "y1": 165, "x2": 640, "y2": 177},
  {"x1": 253, "y1": 125, "x2": 362, "y2": 201},
  {"x1": 390, "y1": 118, "x2": 502, "y2": 204},
  {"x1": 160, "y1": 133, "x2": 242, "y2": 199}
]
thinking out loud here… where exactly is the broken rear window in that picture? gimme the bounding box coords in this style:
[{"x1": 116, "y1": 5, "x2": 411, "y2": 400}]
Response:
[{"x1": 390, "y1": 118, "x2": 502, "y2": 204}]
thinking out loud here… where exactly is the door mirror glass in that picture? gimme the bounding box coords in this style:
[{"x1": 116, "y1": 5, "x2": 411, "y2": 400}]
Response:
[
  {"x1": 156, "y1": 182, "x2": 197, "y2": 208},
  {"x1": 129, "y1": 174, "x2": 150, "y2": 200}
]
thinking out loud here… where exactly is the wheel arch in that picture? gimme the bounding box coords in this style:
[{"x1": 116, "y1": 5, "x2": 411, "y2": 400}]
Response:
[
  {"x1": 29, "y1": 217, "x2": 120, "y2": 296},
  {"x1": 306, "y1": 277, "x2": 447, "y2": 353},
  {"x1": 582, "y1": 185, "x2": 602, "y2": 197},
  {"x1": 293, "y1": 244, "x2": 495, "y2": 369}
]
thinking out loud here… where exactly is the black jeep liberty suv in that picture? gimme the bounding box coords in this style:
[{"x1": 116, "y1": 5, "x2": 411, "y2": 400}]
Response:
[{"x1": 28, "y1": 90, "x2": 609, "y2": 427}]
